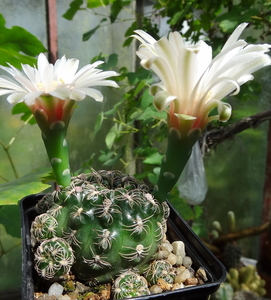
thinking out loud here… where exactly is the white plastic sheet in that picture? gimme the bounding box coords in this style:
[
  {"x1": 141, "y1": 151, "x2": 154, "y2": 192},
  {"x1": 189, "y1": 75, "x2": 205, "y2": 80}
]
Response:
[{"x1": 177, "y1": 142, "x2": 208, "y2": 206}]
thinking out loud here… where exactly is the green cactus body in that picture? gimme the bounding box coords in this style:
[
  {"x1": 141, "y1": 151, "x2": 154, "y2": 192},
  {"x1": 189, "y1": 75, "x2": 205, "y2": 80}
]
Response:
[{"x1": 31, "y1": 170, "x2": 168, "y2": 284}]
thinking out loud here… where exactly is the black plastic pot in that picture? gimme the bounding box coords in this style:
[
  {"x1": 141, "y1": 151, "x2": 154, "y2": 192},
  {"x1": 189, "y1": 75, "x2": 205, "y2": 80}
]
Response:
[{"x1": 20, "y1": 193, "x2": 226, "y2": 300}]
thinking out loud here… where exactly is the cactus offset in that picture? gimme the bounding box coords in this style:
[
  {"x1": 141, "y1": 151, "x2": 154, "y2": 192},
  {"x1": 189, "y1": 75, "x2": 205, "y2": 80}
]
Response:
[
  {"x1": 145, "y1": 260, "x2": 175, "y2": 285},
  {"x1": 112, "y1": 270, "x2": 150, "y2": 299},
  {"x1": 34, "y1": 237, "x2": 74, "y2": 279},
  {"x1": 31, "y1": 170, "x2": 169, "y2": 284}
]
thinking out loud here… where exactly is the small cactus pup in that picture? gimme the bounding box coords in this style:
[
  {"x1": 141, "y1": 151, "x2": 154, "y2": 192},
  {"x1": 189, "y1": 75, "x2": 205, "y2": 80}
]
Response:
[
  {"x1": 31, "y1": 170, "x2": 169, "y2": 285},
  {"x1": 112, "y1": 270, "x2": 150, "y2": 299},
  {"x1": 144, "y1": 260, "x2": 175, "y2": 285}
]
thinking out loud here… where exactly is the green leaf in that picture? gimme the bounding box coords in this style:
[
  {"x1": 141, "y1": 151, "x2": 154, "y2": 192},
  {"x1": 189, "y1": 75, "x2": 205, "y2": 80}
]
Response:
[
  {"x1": 0, "y1": 49, "x2": 37, "y2": 68},
  {"x1": 12, "y1": 102, "x2": 36, "y2": 125},
  {"x1": 105, "y1": 123, "x2": 118, "y2": 149},
  {"x1": 140, "y1": 89, "x2": 153, "y2": 109},
  {"x1": 169, "y1": 3, "x2": 193, "y2": 26},
  {"x1": 148, "y1": 172, "x2": 158, "y2": 185},
  {"x1": 62, "y1": 0, "x2": 84, "y2": 20},
  {"x1": 0, "y1": 167, "x2": 52, "y2": 205},
  {"x1": 87, "y1": 0, "x2": 113, "y2": 8},
  {"x1": 216, "y1": 7, "x2": 259, "y2": 33},
  {"x1": 102, "y1": 146, "x2": 125, "y2": 166},
  {"x1": 126, "y1": 68, "x2": 151, "y2": 85},
  {"x1": 0, "y1": 224, "x2": 22, "y2": 291},
  {"x1": 0, "y1": 14, "x2": 46, "y2": 68},
  {"x1": 0, "y1": 205, "x2": 21, "y2": 237},
  {"x1": 124, "y1": 21, "x2": 138, "y2": 37},
  {"x1": 94, "y1": 112, "x2": 104, "y2": 136},
  {"x1": 98, "y1": 150, "x2": 114, "y2": 163},
  {"x1": 136, "y1": 106, "x2": 166, "y2": 121},
  {"x1": 98, "y1": 53, "x2": 118, "y2": 71},
  {"x1": 105, "y1": 53, "x2": 118, "y2": 68},
  {"x1": 110, "y1": 0, "x2": 132, "y2": 23},
  {"x1": 134, "y1": 80, "x2": 147, "y2": 96},
  {"x1": 123, "y1": 37, "x2": 133, "y2": 47},
  {"x1": 143, "y1": 152, "x2": 163, "y2": 165},
  {"x1": 110, "y1": 0, "x2": 122, "y2": 23},
  {"x1": 82, "y1": 18, "x2": 107, "y2": 41}
]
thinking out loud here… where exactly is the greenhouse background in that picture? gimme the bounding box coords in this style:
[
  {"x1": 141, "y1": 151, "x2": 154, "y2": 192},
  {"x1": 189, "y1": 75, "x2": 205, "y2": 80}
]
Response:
[{"x1": 1, "y1": 0, "x2": 271, "y2": 299}]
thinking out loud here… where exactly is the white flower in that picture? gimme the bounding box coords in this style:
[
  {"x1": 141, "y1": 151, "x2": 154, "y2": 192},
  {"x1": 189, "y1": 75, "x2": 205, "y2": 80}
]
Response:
[
  {"x1": 0, "y1": 53, "x2": 119, "y2": 106},
  {"x1": 133, "y1": 23, "x2": 271, "y2": 134}
]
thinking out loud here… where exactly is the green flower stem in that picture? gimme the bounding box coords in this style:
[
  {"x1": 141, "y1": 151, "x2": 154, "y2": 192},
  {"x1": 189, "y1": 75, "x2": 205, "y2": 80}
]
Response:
[
  {"x1": 32, "y1": 96, "x2": 76, "y2": 188},
  {"x1": 41, "y1": 123, "x2": 71, "y2": 188},
  {"x1": 153, "y1": 127, "x2": 201, "y2": 202}
]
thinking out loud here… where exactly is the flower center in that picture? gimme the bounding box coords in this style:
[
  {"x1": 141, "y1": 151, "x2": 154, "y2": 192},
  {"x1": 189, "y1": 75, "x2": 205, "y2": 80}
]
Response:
[{"x1": 36, "y1": 79, "x2": 65, "y2": 92}]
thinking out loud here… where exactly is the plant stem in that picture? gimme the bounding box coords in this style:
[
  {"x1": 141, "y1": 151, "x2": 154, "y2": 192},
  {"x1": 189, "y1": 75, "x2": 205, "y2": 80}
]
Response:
[
  {"x1": 0, "y1": 115, "x2": 34, "y2": 180},
  {"x1": 153, "y1": 127, "x2": 200, "y2": 202},
  {"x1": 213, "y1": 222, "x2": 270, "y2": 245}
]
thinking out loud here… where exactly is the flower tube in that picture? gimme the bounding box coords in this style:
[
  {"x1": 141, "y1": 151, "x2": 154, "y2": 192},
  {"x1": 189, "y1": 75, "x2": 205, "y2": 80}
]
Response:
[
  {"x1": 133, "y1": 23, "x2": 271, "y2": 201},
  {"x1": 0, "y1": 53, "x2": 119, "y2": 187}
]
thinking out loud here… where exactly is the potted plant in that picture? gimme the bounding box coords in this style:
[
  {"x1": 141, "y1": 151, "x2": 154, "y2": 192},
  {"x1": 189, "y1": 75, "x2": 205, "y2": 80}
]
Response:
[{"x1": 0, "y1": 22, "x2": 270, "y2": 299}]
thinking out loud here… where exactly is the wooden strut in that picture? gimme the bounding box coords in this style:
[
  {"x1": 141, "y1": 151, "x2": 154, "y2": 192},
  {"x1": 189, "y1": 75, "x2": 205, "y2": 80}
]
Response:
[
  {"x1": 212, "y1": 221, "x2": 270, "y2": 245},
  {"x1": 203, "y1": 222, "x2": 270, "y2": 255},
  {"x1": 46, "y1": 0, "x2": 58, "y2": 63},
  {"x1": 202, "y1": 109, "x2": 271, "y2": 149}
]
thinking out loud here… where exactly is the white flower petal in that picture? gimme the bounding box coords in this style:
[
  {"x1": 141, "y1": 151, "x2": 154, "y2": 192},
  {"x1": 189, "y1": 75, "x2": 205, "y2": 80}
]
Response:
[
  {"x1": 13, "y1": 74, "x2": 37, "y2": 92},
  {"x1": 153, "y1": 91, "x2": 177, "y2": 111},
  {"x1": 70, "y1": 90, "x2": 86, "y2": 101},
  {"x1": 7, "y1": 92, "x2": 27, "y2": 104},
  {"x1": 49, "y1": 87, "x2": 71, "y2": 100},
  {"x1": 0, "y1": 77, "x2": 26, "y2": 92},
  {"x1": 221, "y1": 23, "x2": 248, "y2": 52},
  {"x1": 21, "y1": 64, "x2": 36, "y2": 83},
  {"x1": 24, "y1": 91, "x2": 43, "y2": 106},
  {"x1": 37, "y1": 53, "x2": 50, "y2": 77},
  {"x1": 75, "y1": 87, "x2": 104, "y2": 102},
  {"x1": 168, "y1": 31, "x2": 185, "y2": 54}
]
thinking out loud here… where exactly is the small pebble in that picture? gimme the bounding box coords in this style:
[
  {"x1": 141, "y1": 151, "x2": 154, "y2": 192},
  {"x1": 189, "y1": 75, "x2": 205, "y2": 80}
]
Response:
[
  {"x1": 175, "y1": 255, "x2": 183, "y2": 266},
  {"x1": 48, "y1": 283, "x2": 64, "y2": 297},
  {"x1": 58, "y1": 296, "x2": 71, "y2": 300},
  {"x1": 161, "y1": 242, "x2": 173, "y2": 253},
  {"x1": 172, "y1": 241, "x2": 186, "y2": 257},
  {"x1": 187, "y1": 266, "x2": 195, "y2": 278},
  {"x1": 157, "y1": 249, "x2": 170, "y2": 259},
  {"x1": 157, "y1": 278, "x2": 172, "y2": 291},
  {"x1": 172, "y1": 282, "x2": 184, "y2": 290},
  {"x1": 176, "y1": 266, "x2": 186, "y2": 274},
  {"x1": 167, "y1": 253, "x2": 177, "y2": 265},
  {"x1": 183, "y1": 256, "x2": 193, "y2": 268},
  {"x1": 149, "y1": 285, "x2": 163, "y2": 294},
  {"x1": 185, "y1": 277, "x2": 198, "y2": 285},
  {"x1": 196, "y1": 267, "x2": 208, "y2": 282},
  {"x1": 174, "y1": 269, "x2": 191, "y2": 283}
]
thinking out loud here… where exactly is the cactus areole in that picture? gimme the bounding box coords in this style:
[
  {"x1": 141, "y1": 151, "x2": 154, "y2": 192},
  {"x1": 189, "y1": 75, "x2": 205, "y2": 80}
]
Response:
[{"x1": 31, "y1": 170, "x2": 169, "y2": 285}]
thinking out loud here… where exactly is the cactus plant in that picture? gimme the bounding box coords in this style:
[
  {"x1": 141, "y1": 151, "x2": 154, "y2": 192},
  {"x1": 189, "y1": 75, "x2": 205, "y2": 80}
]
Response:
[
  {"x1": 226, "y1": 265, "x2": 266, "y2": 297},
  {"x1": 112, "y1": 270, "x2": 150, "y2": 299},
  {"x1": 223, "y1": 243, "x2": 242, "y2": 270},
  {"x1": 31, "y1": 170, "x2": 169, "y2": 284},
  {"x1": 144, "y1": 260, "x2": 175, "y2": 285}
]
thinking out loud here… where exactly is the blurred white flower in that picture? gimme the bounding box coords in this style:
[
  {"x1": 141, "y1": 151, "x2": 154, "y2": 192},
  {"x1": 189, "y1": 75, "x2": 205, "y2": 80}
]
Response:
[
  {"x1": 133, "y1": 23, "x2": 271, "y2": 135},
  {"x1": 0, "y1": 53, "x2": 119, "y2": 106}
]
